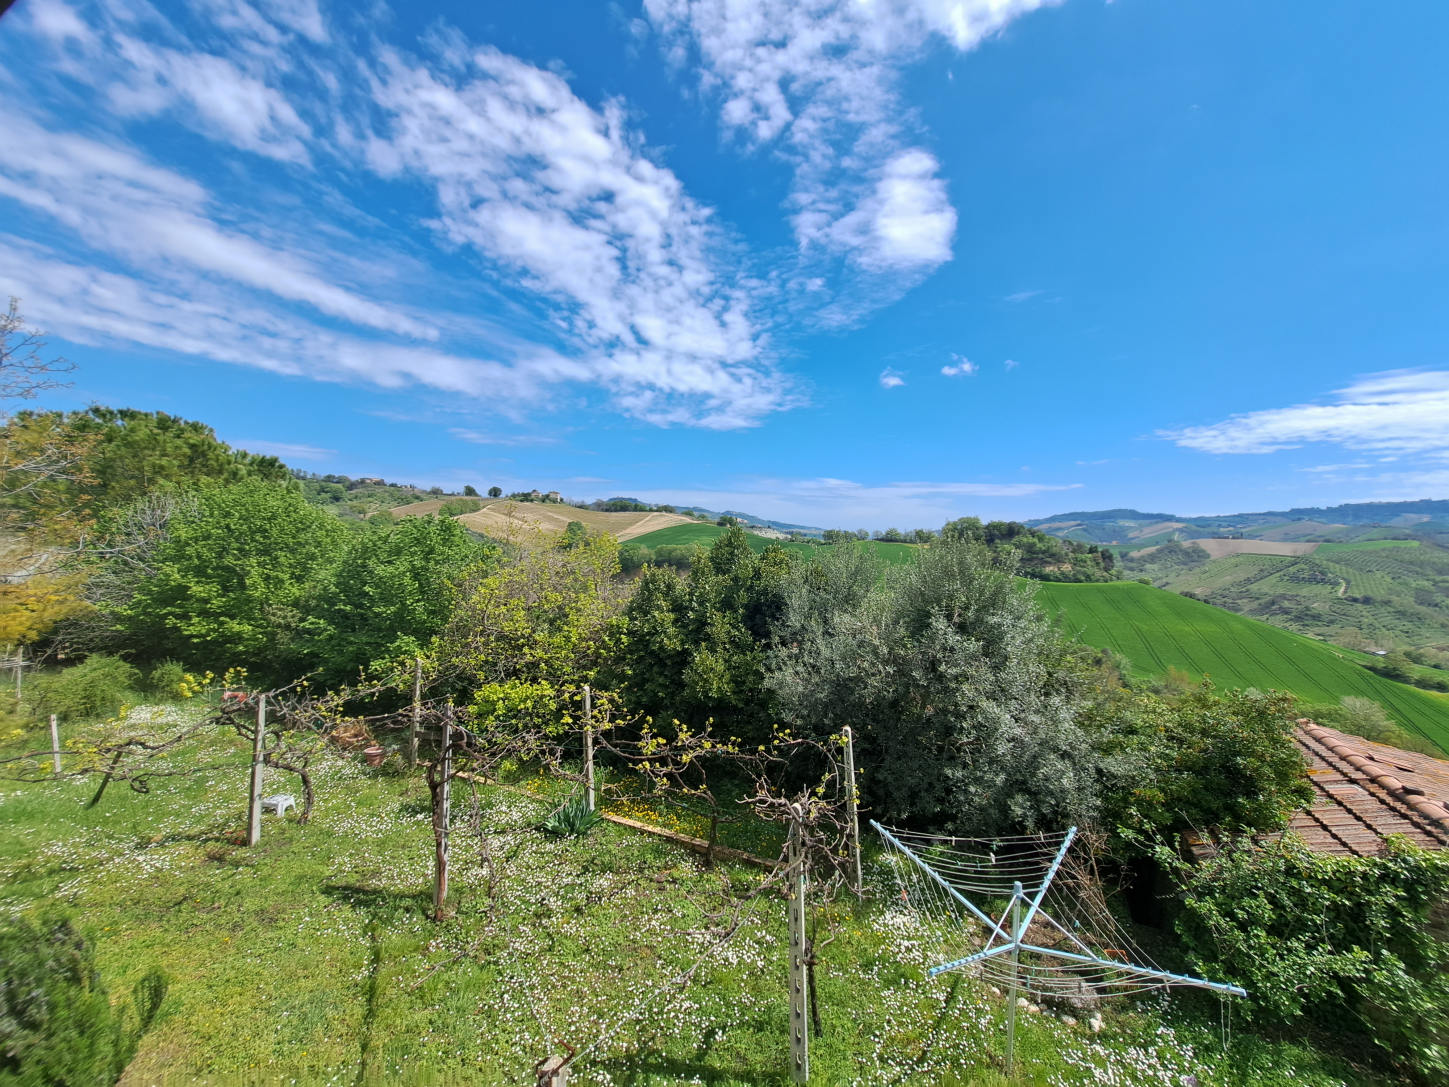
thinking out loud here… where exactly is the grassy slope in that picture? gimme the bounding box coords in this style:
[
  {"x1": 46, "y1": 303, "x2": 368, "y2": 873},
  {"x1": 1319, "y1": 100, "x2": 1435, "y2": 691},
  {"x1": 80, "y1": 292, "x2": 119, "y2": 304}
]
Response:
[
  {"x1": 0, "y1": 708, "x2": 1357, "y2": 1087},
  {"x1": 1128, "y1": 539, "x2": 1449, "y2": 649},
  {"x1": 1036, "y1": 581, "x2": 1449, "y2": 752},
  {"x1": 629, "y1": 523, "x2": 918, "y2": 565}
]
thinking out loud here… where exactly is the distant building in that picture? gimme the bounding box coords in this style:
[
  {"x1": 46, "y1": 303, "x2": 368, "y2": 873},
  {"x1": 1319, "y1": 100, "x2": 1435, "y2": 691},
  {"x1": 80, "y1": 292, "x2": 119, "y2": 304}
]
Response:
[
  {"x1": 546, "y1": 491, "x2": 562, "y2": 502},
  {"x1": 528, "y1": 489, "x2": 542, "y2": 500},
  {"x1": 356, "y1": 477, "x2": 384, "y2": 485}
]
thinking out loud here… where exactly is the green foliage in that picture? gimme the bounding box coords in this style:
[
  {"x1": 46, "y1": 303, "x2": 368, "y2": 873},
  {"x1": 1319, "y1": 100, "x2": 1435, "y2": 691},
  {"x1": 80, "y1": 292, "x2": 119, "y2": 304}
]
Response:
[
  {"x1": 462, "y1": 485, "x2": 479, "y2": 498},
  {"x1": 33, "y1": 655, "x2": 140, "y2": 721},
  {"x1": 1081, "y1": 684, "x2": 1314, "y2": 842},
  {"x1": 1168, "y1": 836, "x2": 1449, "y2": 1080},
  {"x1": 0, "y1": 913, "x2": 131, "y2": 1086},
  {"x1": 310, "y1": 515, "x2": 490, "y2": 686},
  {"x1": 487, "y1": 486, "x2": 502, "y2": 498},
  {"x1": 1303, "y1": 695, "x2": 1444, "y2": 756},
  {"x1": 1036, "y1": 580, "x2": 1449, "y2": 754},
  {"x1": 435, "y1": 498, "x2": 483, "y2": 518},
  {"x1": 559, "y1": 520, "x2": 588, "y2": 550},
  {"x1": 144, "y1": 660, "x2": 186, "y2": 698},
  {"x1": 768, "y1": 540, "x2": 1098, "y2": 836},
  {"x1": 539, "y1": 793, "x2": 602, "y2": 837},
  {"x1": 98, "y1": 480, "x2": 349, "y2": 681},
  {"x1": 7, "y1": 407, "x2": 290, "y2": 526},
  {"x1": 436, "y1": 534, "x2": 622, "y2": 733},
  {"x1": 614, "y1": 527, "x2": 796, "y2": 745}
]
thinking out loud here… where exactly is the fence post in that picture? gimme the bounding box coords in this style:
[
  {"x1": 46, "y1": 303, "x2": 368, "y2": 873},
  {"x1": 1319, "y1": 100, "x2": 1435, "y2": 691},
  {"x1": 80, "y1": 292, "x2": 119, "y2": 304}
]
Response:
[
  {"x1": 247, "y1": 694, "x2": 267, "y2": 847},
  {"x1": 787, "y1": 804, "x2": 809, "y2": 1084},
  {"x1": 583, "y1": 684, "x2": 595, "y2": 812},
  {"x1": 13, "y1": 645, "x2": 23, "y2": 703},
  {"x1": 842, "y1": 726, "x2": 862, "y2": 896},
  {"x1": 433, "y1": 704, "x2": 452, "y2": 920},
  {"x1": 49, "y1": 714, "x2": 61, "y2": 774},
  {"x1": 408, "y1": 656, "x2": 422, "y2": 769},
  {"x1": 1006, "y1": 880, "x2": 1023, "y2": 1075}
]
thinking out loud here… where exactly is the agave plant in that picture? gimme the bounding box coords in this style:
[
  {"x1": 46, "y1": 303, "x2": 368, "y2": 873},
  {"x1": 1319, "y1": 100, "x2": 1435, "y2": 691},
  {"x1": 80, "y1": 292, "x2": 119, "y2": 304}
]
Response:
[{"x1": 540, "y1": 792, "x2": 602, "y2": 838}]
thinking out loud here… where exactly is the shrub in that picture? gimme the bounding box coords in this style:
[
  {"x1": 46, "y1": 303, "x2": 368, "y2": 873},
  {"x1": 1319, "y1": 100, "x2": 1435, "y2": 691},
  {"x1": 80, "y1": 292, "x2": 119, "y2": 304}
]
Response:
[
  {"x1": 1169, "y1": 836, "x2": 1449, "y2": 1080},
  {"x1": 145, "y1": 659, "x2": 186, "y2": 698},
  {"x1": 0, "y1": 912, "x2": 167, "y2": 1086},
  {"x1": 33, "y1": 655, "x2": 139, "y2": 720}
]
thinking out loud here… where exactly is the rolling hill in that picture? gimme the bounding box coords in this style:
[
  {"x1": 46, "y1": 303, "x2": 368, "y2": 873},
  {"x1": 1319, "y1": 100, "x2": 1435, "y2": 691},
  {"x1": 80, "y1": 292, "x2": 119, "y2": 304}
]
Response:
[
  {"x1": 1123, "y1": 538, "x2": 1449, "y2": 649},
  {"x1": 1036, "y1": 580, "x2": 1449, "y2": 753},
  {"x1": 389, "y1": 497, "x2": 695, "y2": 543},
  {"x1": 628, "y1": 522, "x2": 919, "y2": 564}
]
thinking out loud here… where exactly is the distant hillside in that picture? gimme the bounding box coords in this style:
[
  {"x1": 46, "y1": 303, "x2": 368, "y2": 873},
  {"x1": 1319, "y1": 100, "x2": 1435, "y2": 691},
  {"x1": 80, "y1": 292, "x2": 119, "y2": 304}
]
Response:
[
  {"x1": 1121, "y1": 537, "x2": 1449, "y2": 650},
  {"x1": 626, "y1": 523, "x2": 916, "y2": 566},
  {"x1": 388, "y1": 496, "x2": 693, "y2": 543},
  {"x1": 1028, "y1": 499, "x2": 1449, "y2": 547},
  {"x1": 1037, "y1": 581, "x2": 1449, "y2": 754},
  {"x1": 675, "y1": 507, "x2": 825, "y2": 537}
]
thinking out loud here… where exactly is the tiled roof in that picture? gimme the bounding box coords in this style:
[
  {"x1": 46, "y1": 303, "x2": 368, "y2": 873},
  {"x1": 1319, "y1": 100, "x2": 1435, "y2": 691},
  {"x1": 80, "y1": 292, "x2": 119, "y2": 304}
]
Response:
[
  {"x1": 1188, "y1": 721, "x2": 1449, "y2": 860},
  {"x1": 1288, "y1": 721, "x2": 1449, "y2": 857}
]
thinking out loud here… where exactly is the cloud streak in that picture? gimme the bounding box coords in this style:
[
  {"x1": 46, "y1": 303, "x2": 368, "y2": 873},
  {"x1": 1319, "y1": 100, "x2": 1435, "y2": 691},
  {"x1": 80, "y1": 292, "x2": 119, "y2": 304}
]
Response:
[{"x1": 1161, "y1": 371, "x2": 1449, "y2": 456}]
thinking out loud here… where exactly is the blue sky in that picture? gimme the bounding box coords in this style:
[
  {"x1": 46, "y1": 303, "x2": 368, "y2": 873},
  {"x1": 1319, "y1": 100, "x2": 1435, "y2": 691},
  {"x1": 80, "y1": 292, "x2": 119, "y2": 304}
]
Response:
[{"x1": 3, "y1": 0, "x2": 1447, "y2": 530}]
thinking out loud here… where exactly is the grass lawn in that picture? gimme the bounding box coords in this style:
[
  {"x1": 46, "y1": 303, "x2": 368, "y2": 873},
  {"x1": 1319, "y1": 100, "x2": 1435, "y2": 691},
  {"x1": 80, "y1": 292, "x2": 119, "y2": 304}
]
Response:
[{"x1": 0, "y1": 704, "x2": 1369, "y2": 1086}]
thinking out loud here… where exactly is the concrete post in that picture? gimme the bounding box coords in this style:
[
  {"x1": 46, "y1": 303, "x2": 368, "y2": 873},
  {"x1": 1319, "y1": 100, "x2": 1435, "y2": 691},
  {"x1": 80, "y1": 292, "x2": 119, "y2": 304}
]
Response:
[
  {"x1": 247, "y1": 694, "x2": 267, "y2": 847},
  {"x1": 788, "y1": 805, "x2": 809, "y2": 1083},
  {"x1": 49, "y1": 714, "x2": 61, "y2": 774}
]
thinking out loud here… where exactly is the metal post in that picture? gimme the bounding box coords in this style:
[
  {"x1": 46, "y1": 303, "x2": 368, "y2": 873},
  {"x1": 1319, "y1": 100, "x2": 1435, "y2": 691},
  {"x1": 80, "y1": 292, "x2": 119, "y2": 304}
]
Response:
[
  {"x1": 583, "y1": 684, "x2": 595, "y2": 811},
  {"x1": 1005, "y1": 880, "x2": 1023, "y2": 1075},
  {"x1": 48, "y1": 714, "x2": 61, "y2": 774},
  {"x1": 787, "y1": 806, "x2": 809, "y2": 1083},
  {"x1": 247, "y1": 694, "x2": 267, "y2": 847},
  {"x1": 408, "y1": 656, "x2": 422, "y2": 769},
  {"x1": 842, "y1": 726, "x2": 862, "y2": 895},
  {"x1": 433, "y1": 706, "x2": 452, "y2": 919}
]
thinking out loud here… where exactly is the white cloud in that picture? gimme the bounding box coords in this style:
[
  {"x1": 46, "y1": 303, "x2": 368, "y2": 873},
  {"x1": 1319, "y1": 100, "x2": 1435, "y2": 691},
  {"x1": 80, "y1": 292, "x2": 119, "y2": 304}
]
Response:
[
  {"x1": 0, "y1": 116, "x2": 434, "y2": 339},
  {"x1": 1004, "y1": 289, "x2": 1042, "y2": 303},
  {"x1": 879, "y1": 367, "x2": 906, "y2": 388},
  {"x1": 645, "y1": 0, "x2": 1059, "y2": 284},
  {"x1": 450, "y1": 429, "x2": 561, "y2": 447},
  {"x1": 231, "y1": 439, "x2": 336, "y2": 461},
  {"x1": 1162, "y1": 371, "x2": 1449, "y2": 456},
  {"x1": 941, "y1": 353, "x2": 977, "y2": 377},
  {"x1": 1004, "y1": 358, "x2": 1019, "y2": 370},
  {"x1": 362, "y1": 45, "x2": 793, "y2": 428},
  {"x1": 628, "y1": 475, "x2": 1082, "y2": 529}
]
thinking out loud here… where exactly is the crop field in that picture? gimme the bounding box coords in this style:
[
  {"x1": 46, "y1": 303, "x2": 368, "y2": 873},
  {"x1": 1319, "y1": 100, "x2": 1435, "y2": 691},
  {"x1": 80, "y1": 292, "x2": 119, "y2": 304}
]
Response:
[
  {"x1": 0, "y1": 707, "x2": 1359, "y2": 1087},
  {"x1": 1035, "y1": 581, "x2": 1449, "y2": 753},
  {"x1": 1316, "y1": 540, "x2": 1422, "y2": 554},
  {"x1": 629, "y1": 523, "x2": 918, "y2": 565},
  {"x1": 389, "y1": 499, "x2": 695, "y2": 543},
  {"x1": 1193, "y1": 539, "x2": 1320, "y2": 559}
]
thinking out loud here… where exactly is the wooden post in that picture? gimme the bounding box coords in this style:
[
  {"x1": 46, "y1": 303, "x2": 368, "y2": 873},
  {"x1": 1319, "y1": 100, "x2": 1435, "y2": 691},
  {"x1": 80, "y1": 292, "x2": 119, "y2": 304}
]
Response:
[
  {"x1": 787, "y1": 805, "x2": 809, "y2": 1084},
  {"x1": 842, "y1": 726, "x2": 862, "y2": 896},
  {"x1": 408, "y1": 656, "x2": 422, "y2": 769},
  {"x1": 13, "y1": 645, "x2": 23, "y2": 703},
  {"x1": 433, "y1": 705, "x2": 452, "y2": 919},
  {"x1": 535, "y1": 1055, "x2": 569, "y2": 1087},
  {"x1": 48, "y1": 714, "x2": 61, "y2": 774},
  {"x1": 1005, "y1": 880, "x2": 1023, "y2": 1075},
  {"x1": 247, "y1": 694, "x2": 267, "y2": 847},
  {"x1": 583, "y1": 684, "x2": 595, "y2": 812}
]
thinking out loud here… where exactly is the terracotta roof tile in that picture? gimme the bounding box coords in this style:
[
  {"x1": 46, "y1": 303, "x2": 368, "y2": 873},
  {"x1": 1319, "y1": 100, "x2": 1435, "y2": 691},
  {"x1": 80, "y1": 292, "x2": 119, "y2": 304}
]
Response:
[{"x1": 1189, "y1": 721, "x2": 1449, "y2": 860}]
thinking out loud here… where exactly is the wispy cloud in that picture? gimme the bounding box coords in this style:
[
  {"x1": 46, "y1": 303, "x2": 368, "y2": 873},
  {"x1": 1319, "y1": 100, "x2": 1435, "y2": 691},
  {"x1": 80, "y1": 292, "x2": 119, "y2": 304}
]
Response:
[
  {"x1": 1161, "y1": 371, "x2": 1449, "y2": 455},
  {"x1": 3, "y1": 2, "x2": 800, "y2": 431},
  {"x1": 231, "y1": 439, "x2": 336, "y2": 461},
  {"x1": 879, "y1": 367, "x2": 907, "y2": 388},
  {"x1": 629, "y1": 474, "x2": 1082, "y2": 529},
  {"x1": 1004, "y1": 358, "x2": 1019, "y2": 370},
  {"x1": 645, "y1": 0, "x2": 1060, "y2": 303},
  {"x1": 941, "y1": 354, "x2": 977, "y2": 377},
  {"x1": 1004, "y1": 289, "x2": 1043, "y2": 303},
  {"x1": 450, "y1": 429, "x2": 561, "y2": 447},
  {"x1": 362, "y1": 43, "x2": 793, "y2": 428}
]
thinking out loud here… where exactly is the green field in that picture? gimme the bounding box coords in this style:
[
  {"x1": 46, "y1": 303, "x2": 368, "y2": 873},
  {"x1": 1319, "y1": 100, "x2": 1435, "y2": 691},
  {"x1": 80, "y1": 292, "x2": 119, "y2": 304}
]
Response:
[
  {"x1": 1036, "y1": 581, "x2": 1449, "y2": 752},
  {"x1": 629, "y1": 523, "x2": 918, "y2": 564}
]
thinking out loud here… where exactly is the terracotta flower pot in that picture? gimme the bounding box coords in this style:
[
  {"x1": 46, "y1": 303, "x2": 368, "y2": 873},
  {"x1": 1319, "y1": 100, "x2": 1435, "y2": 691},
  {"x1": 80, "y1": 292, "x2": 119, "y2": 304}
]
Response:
[{"x1": 363, "y1": 745, "x2": 385, "y2": 768}]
